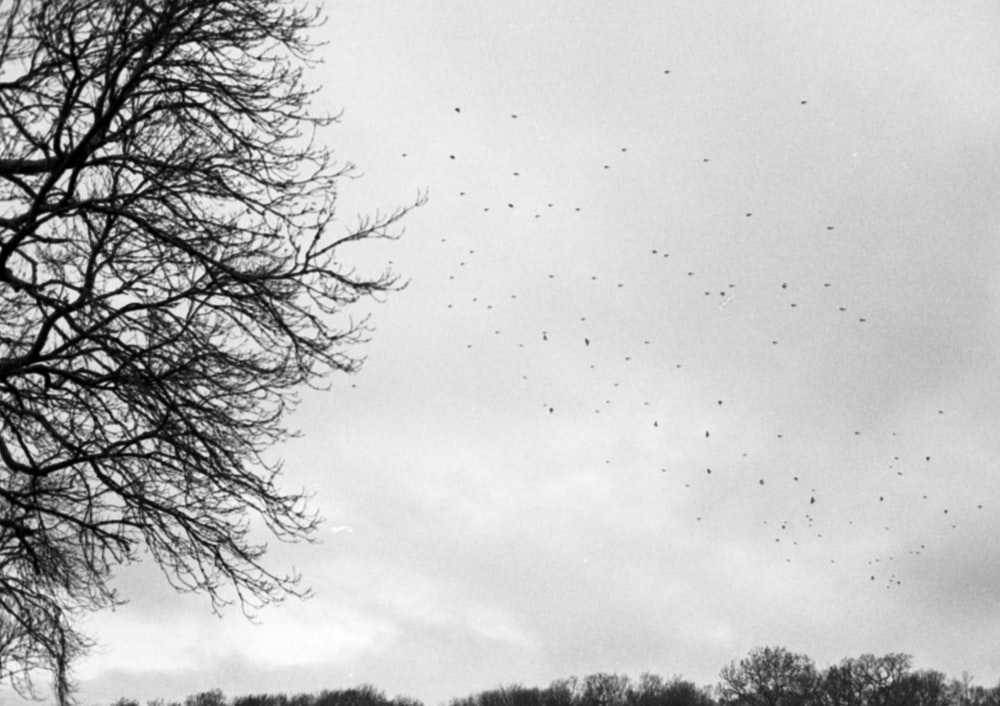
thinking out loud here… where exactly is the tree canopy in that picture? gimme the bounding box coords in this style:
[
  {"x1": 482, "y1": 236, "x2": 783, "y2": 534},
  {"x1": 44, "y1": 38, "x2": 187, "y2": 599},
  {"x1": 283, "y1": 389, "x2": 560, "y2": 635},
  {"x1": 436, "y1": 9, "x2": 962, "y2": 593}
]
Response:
[{"x1": 0, "y1": 0, "x2": 419, "y2": 700}]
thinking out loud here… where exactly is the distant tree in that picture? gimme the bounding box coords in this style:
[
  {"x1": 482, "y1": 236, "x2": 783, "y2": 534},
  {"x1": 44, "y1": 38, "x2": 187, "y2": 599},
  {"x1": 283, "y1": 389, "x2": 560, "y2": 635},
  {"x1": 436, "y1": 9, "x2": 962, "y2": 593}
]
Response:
[
  {"x1": 455, "y1": 684, "x2": 542, "y2": 706},
  {"x1": 943, "y1": 672, "x2": 1000, "y2": 706},
  {"x1": 185, "y1": 691, "x2": 228, "y2": 706},
  {"x1": 0, "y1": 0, "x2": 420, "y2": 700},
  {"x1": 855, "y1": 653, "x2": 912, "y2": 706},
  {"x1": 316, "y1": 685, "x2": 392, "y2": 706},
  {"x1": 632, "y1": 674, "x2": 668, "y2": 705},
  {"x1": 581, "y1": 673, "x2": 632, "y2": 706},
  {"x1": 542, "y1": 677, "x2": 580, "y2": 706},
  {"x1": 818, "y1": 653, "x2": 918, "y2": 706},
  {"x1": 899, "y1": 669, "x2": 949, "y2": 706},
  {"x1": 232, "y1": 694, "x2": 292, "y2": 706},
  {"x1": 717, "y1": 646, "x2": 819, "y2": 706},
  {"x1": 958, "y1": 683, "x2": 1000, "y2": 706},
  {"x1": 631, "y1": 673, "x2": 715, "y2": 706},
  {"x1": 818, "y1": 660, "x2": 862, "y2": 706},
  {"x1": 505, "y1": 685, "x2": 544, "y2": 706},
  {"x1": 477, "y1": 686, "x2": 516, "y2": 706},
  {"x1": 391, "y1": 696, "x2": 426, "y2": 706}
]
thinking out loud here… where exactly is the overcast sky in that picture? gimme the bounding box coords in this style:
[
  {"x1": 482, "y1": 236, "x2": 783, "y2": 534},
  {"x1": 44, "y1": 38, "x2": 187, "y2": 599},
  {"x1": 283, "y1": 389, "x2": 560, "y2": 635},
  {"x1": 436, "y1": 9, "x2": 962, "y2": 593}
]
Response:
[{"x1": 26, "y1": 2, "x2": 1000, "y2": 704}]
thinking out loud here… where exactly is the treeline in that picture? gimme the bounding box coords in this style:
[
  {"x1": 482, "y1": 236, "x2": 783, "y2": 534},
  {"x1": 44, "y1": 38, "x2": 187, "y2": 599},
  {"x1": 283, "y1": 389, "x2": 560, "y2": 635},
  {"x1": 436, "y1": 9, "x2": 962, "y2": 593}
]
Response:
[
  {"x1": 715, "y1": 646, "x2": 1000, "y2": 706},
  {"x1": 111, "y1": 685, "x2": 422, "y2": 706},
  {"x1": 447, "y1": 673, "x2": 713, "y2": 706},
  {"x1": 107, "y1": 645, "x2": 1000, "y2": 706}
]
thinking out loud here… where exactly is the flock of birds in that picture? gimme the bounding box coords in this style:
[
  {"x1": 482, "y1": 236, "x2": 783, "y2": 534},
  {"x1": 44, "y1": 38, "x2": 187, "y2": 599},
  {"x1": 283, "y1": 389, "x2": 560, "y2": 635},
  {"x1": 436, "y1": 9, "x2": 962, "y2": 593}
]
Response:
[{"x1": 369, "y1": 67, "x2": 988, "y2": 593}]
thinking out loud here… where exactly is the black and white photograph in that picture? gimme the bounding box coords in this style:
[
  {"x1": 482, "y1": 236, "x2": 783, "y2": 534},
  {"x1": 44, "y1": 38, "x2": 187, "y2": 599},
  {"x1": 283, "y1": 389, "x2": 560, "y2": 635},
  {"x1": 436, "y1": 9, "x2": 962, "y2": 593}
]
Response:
[{"x1": 2, "y1": 2, "x2": 999, "y2": 705}]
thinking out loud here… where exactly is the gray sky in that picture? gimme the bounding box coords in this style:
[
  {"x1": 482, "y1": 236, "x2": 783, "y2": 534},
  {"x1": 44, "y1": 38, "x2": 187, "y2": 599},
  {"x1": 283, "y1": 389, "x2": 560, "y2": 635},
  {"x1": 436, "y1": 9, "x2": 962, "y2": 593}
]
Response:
[{"x1": 35, "y1": 2, "x2": 1000, "y2": 704}]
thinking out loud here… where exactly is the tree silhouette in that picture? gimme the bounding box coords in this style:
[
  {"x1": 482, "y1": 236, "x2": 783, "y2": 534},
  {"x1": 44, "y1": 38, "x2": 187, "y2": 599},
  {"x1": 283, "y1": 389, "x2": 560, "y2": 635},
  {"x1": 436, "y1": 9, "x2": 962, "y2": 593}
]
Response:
[
  {"x1": 582, "y1": 673, "x2": 631, "y2": 706},
  {"x1": 717, "y1": 646, "x2": 818, "y2": 706},
  {"x1": 820, "y1": 653, "x2": 914, "y2": 706},
  {"x1": 0, "y1": 0, "x2": 420, "y2": 700},
  {"x1": 541, "y1": 677, "x2": 580, "y2": 706},
  {"x1": 631, "y1": 673, "x2": 715, "y2": 706},
  {"x1": 901, "y1": 670, "x2": 950, "y2": 706},
  {"x1": 185, "y1": 691, "x2": 227, "y2": 706},
  {"x1": 819, "y1": 653, "x2": 957, "y2": 706}
]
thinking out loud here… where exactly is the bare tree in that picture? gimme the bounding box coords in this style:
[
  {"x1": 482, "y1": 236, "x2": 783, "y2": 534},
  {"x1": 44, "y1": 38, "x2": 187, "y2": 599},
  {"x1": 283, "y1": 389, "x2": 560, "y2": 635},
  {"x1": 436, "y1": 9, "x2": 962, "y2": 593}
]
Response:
[
  {"x1": 0, "y1": 0, "x2": 421, "y2": 700},
  {"x1": 819, "y1": 653, "x2": 914, "y2": 706},
  {"x1": 631, "y1": 673, "x2": 716, "y2": 706},
  {"x1": 718, "y1": 646, "x2": 818, "y2": 706},
  {"x1": 581, "y1": 674, "x2": 632, "y2": 706}
]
